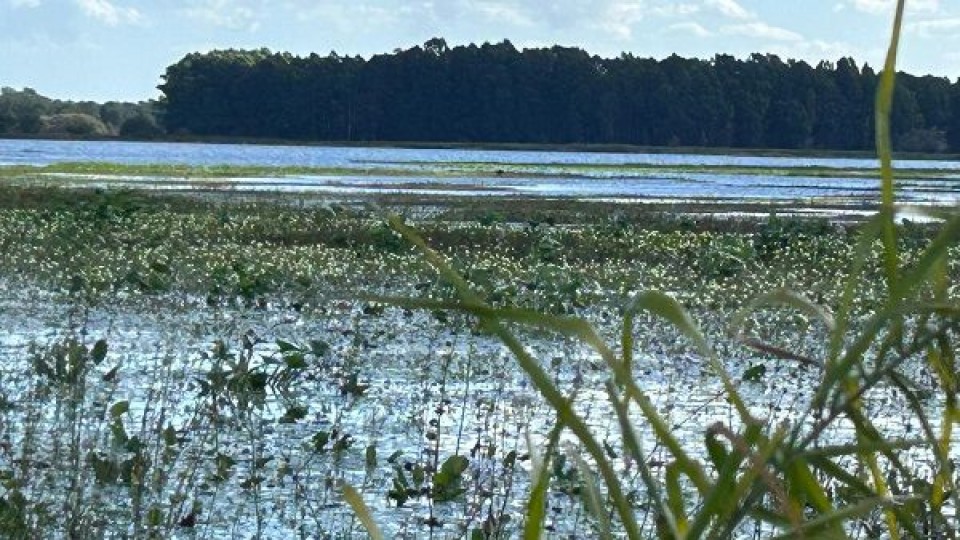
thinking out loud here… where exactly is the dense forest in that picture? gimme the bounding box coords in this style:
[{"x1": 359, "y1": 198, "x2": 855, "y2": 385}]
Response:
[
  {"x1": 159, "y1": 38, "x2": 960, "y2": 152},
  {"x1": 0, "y1": 87, "x2": 162, "y2": 138},
  {"x1": 5, "y1": 38, "x2": 959, "y2": 152}
]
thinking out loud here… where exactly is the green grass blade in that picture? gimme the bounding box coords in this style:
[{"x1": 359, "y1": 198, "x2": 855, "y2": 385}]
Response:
[
  {"x1": 730, "y1": 287, "x2": 835, "y2": 335},
  {"x1": 622, "y1": 309, "x2": 635, "y2": 373},
  {"x1": 665, "y1": 462, "x2": 689, "y2": 535},
  {"x1": 875, "y1": 0, "x2": 906, "y2": 294},
  {"x1": 626, "y1": 291, "x2": 755, "y2": 430},
  {"x1": 825, "y1": 214, "x2": 884, "y2": 368},
  {"x1": 342, "y1": 483, "x2": 385, "y2": 540},
  {"x1": 606, "y1": 381, "x2": 681, "y2": 538},
  {"x1": 571, "y1": 449, "x2": 614, "y2": 538},
  {"x1": 801, "y1": 439, "x2": 925, "y2": 460},
  {"x1": 772, "y1": 497, "x2": 914, "y2": 540},
  {"x1": 688, "y1": 426, "x2": 793, "y2": 538},
  {"x1": 524, "y1": 422, "x2": 564, "y2": 539}
]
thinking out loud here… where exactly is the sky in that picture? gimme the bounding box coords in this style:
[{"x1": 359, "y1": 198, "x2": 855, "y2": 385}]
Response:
[{"x1": 2, "y1": 0, "x2": 958, "y2": 103}]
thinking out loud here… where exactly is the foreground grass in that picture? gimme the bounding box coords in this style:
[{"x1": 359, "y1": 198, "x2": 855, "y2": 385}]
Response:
[{"x1": 353, "y1": 3, "x2": 960, "y2": 537}]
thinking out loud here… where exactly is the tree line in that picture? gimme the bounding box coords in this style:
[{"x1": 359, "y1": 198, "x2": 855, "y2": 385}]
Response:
[
  {"x1": 0, "y1": 87, "x2": 161, "y2": 138},
  {"x1": 5, "y1": 38, "x2": 958, "y2": 151},
  {"x1": 159, "y1": 38, "x2": 960, "y2": 152}
]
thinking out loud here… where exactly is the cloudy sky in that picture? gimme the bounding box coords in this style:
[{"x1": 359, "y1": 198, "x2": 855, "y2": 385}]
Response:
[{"x1": 2, "y1": 0, "x2": 958, "y2": 102}]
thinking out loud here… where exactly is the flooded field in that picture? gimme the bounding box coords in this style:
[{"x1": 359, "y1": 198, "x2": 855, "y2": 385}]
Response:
[
  {"x1": 3, "y1": 139, "x2": 960, "y2": 210},
  {"x1": 0, "y1": 140, "x2": 958, "y2": 538}
]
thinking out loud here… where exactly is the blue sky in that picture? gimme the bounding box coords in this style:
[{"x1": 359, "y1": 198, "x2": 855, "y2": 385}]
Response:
[{"x1": 2, "y1": 0, "x2": 958, "y2": 102}]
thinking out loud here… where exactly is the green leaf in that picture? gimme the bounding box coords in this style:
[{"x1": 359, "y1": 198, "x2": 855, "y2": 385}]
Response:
[
  {"x1": 163, "y1": 424, "x2": 178, "y2": 446},
  {"x1": 742, "y1": 364, "x2": 767, "y2": 383},
  {"x1": 771, "y1": 497, "x2": 911, "y2": 540},
  {"x1": 91, "y1": 339, "x2": 108, "y2": 364},
  {"x1": 503, "y1": 450, "x2": 517, "y2": 469},
  {"x1": 110, "y1": 420, "x2": 128, "y2": 449},
  {"x1": 440, "y1": 455, "x2": 469, "y2": 479},
  {"x1": 279, "y1": 405, "x2": 307, "y2": 423},
  {"x1": 311, "y1": 431, "x2": 330, "y2": 453},
  {"x1": 276, "y1": 339, "x2": 299, "y2": 353},
  {"x1": 309, "y1": 339, "x2": 330, "y2": 356},
  {"x1": 705, "y1": 431, "x2": 729, "y2": 471},
  {"x1": 283, "y1": 353, "x2": 307, "y2": 370},
  {"x1": 524, "y1": 425, "x2": 562, "y2": 539},
  {"x1": 433, "y1": 455, "x2": 470, "y2": 502},
  {"x1": 109, "y1": 400, "x2": 129, "y2": 418}
]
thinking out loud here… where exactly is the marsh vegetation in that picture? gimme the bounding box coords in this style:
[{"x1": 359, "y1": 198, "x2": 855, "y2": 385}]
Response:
[{"x1": 0, "y1": 163, "x2": 953, "y2": 538}]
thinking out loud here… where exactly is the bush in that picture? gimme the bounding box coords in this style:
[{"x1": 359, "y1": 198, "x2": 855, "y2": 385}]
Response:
[
  {"x1": 41, "y1": 113, "x2": 110, "y2": 136},
  {"x1": 119, "y1": 114, "x2": 163, "y2": 138}
]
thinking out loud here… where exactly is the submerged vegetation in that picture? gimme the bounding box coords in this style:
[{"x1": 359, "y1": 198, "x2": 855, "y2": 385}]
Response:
[{"x1": 0, "y1": 168, "x2": 954, "y2": 537}]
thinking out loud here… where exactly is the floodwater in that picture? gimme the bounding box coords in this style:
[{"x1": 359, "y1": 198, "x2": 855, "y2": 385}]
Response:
[
  {"x1": 0, "y1": 283, "x2": 951, "y2": 538},
  {"x1": 3, "y1": 138, "x2": 960, "y2": 205},
  {"x1": 1, "y1": 139, "x2": 959, "y2": 536}
]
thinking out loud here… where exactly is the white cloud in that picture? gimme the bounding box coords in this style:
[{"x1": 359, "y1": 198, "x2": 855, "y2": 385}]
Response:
[
  {"x1": 183, "y1": 0, "x2": 259, "y2": 31},
  {"x1": 294, "y1": 3, "x2": 402, "y2": 33},
  {"x1": 601, "y1": 1, "x2": 646, "y2": 39},
  {"x1": 722, "y1": 21, "x2": 803, "y2": 41},
  {"x1": 850, "y1": 0, "x2": 891, "y2": 14},
  {"x1": 9, "y1": 0, "x2": 41, "y2": 8},
  {"x1": 667, "y1": 21, "x2": 713, "y2": 37},
  {"x1": 906, "y1": 17, "x2": 960, "y2": 38},
  {"x1": 848, "y1": 0, "x2": 939, "y2": 15},
  {"x1": 74, "y1": 0, "x2": 141, "y2": 26},
  {"x1": 649, "y1": 2, "x2": 700, "y2": 17},
  {"x1": 704, "y1": 0, "x2": 751, "y2": 19},
  {"x1": 471, "y1": 1, "x2": 534, "y2": 26}
]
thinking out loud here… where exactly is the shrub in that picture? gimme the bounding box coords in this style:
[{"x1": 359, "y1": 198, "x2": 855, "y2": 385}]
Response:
[{"x1": 41, "y1": 113, "x2": 110, "y2": 136}]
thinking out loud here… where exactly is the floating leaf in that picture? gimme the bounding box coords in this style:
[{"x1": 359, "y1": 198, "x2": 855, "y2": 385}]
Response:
[
  {"x1": 109, "y1": 400, "x2": 130, "y2": 419},
  {"x1": 312, "y1": 431, "x2": 330, "y2": 453},
  {"x1": 163, "y1": 425, "x2": 178, "y2": 447},
  {"x1": 309, "y1": 339, "x2": 330, "y2": 356},
  {"x1": 742, "y1": 364, "x2": 767, "y2": 383},
  {"x1": 279, "y1": 405, "x2": 307, "y2": 424},
  {"x1": 283, "y1": 353, "x2": 307, "y2": 370},
  {"x1": 91, "y1": 339, "x2": 108, "y2": 364}
]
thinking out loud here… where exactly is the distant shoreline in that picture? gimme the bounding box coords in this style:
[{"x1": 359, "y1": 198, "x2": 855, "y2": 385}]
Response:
[{"x1": 2, "y1": 133, "x2": 959, "y2": 161}]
